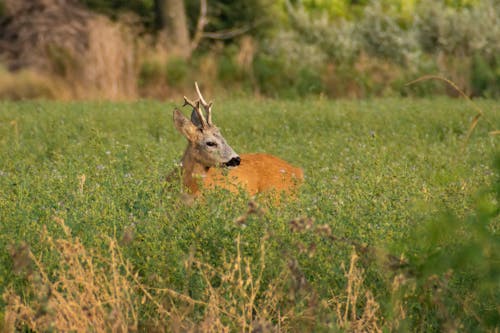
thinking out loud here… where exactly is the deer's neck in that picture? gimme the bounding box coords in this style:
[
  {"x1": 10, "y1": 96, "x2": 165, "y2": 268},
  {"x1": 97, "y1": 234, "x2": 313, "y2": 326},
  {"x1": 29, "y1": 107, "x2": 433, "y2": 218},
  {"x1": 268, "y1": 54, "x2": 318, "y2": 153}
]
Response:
[{"x1": 181, "y1": 145, "x2": 209, "y2": 193}]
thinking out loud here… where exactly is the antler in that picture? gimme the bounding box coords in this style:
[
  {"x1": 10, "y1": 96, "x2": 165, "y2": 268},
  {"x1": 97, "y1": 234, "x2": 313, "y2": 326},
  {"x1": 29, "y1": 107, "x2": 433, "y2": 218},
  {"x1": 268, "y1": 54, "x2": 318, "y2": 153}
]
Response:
[
  {"x1": 183, "y1": 95, "x2": 208, "y2": 128},
  {"x1": 195, "y1": 82, "x2": 213, "y2": 126},
  {"x1": 183, "y1": 82, "x2": 213, "y2": 128}
]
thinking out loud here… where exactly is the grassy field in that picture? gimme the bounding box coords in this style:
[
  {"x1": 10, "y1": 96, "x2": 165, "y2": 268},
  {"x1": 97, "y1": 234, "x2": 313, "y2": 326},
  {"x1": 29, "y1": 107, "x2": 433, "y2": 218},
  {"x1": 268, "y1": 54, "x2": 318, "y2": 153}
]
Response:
[{"x1": 0, "y1": 98, "x2": 499, "y2": 331}]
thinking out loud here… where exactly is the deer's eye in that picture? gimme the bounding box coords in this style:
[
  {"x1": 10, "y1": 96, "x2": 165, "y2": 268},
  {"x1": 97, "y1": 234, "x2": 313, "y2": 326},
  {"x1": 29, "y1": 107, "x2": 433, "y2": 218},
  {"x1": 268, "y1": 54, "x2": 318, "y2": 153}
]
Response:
[{"x1": 206, "y1": 141, "x2": 217, "y2": 147}]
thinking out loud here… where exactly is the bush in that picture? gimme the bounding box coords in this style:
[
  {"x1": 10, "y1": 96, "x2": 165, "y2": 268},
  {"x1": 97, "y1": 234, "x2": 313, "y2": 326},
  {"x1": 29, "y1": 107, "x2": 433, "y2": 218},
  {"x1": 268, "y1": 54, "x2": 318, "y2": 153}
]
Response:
[
  {"x1": 287, "y1": 4, "x2": 360, "y2": 64},
  {"x1": 254, "y1": 30, "x2": 326, "y2": 97},
  {"x1": 165, "y1": 57, "x2": 189, "y2": 86},
  {"x1": 470, "y1": 54, "x2": 500, "y2": 98},
  {"x1": 138, "y1": 58, "x2": 164, "y2": 88},
  {"x1": 388, "y1": 154, "x2": 500, "y2": 330},
  {"x1": 4, "y1": 0, "x2": 500, "y2": 99},
  {"x1": 357, "y1": 2, "x2": 418, "y2": 65},
  {"x1": 254, "y1": 0, "x2": 500, "y2": 98},
  {"x1": 415, "y1": 0, "x2": 500, "y2": 59},
  {"x1": 216, "y1": 45, "x2": 246, "y2": 84}
]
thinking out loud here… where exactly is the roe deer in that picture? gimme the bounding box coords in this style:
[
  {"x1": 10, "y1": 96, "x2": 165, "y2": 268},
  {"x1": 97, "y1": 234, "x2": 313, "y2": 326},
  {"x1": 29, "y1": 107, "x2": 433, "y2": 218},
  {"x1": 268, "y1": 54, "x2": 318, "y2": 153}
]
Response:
[{"x1": 172, "y1": 83, "x2": 303, "y2": 197}]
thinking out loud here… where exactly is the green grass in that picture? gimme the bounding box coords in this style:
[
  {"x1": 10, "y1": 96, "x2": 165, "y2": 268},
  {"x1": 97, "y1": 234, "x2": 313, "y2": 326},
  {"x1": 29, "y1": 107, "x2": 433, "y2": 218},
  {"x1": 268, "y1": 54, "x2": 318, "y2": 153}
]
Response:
[{"x1": 0, "y1": 98, "x2": 499, "y2": 331}]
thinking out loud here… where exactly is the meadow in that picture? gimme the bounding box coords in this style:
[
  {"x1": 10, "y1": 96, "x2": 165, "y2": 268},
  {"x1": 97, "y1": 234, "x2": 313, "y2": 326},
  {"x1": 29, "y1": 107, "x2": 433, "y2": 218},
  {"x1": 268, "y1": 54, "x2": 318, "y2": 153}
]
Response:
[{"x1": 0, "y1": 97, "x2": 498, "y2": 331}]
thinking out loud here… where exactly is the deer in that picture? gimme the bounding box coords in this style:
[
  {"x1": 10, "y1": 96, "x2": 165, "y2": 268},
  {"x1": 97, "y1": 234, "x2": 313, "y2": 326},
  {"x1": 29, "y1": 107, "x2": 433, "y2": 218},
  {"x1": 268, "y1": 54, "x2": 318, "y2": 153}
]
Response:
[{"x1": 172, "y1": 83, "x2": 303, "y2": 198}]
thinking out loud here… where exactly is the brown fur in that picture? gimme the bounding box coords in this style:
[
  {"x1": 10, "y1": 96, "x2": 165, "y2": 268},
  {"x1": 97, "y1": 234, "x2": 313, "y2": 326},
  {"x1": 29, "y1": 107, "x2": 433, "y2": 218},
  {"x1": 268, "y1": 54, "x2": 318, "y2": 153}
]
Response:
[{"x1": 184, "y1": 153, "x2": 303, "y2": 195}]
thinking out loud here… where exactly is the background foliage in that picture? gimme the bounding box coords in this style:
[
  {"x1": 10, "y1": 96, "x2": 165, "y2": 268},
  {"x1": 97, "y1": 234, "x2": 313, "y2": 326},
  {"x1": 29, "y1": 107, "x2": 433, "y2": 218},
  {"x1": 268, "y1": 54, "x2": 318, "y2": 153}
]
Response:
[
  {"x1": 90, "y1": 0, "x2": 500, "y2": 97},
  {"x1": 0, "y1": 0, "x2": 498, "y2": 99}
]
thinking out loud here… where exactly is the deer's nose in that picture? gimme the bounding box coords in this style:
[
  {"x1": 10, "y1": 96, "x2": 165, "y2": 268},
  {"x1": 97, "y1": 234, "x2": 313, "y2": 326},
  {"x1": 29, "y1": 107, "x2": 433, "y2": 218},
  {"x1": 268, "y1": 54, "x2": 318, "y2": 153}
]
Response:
[{"x1": 226, "y1": 156, "x2": 241, "y2": 167}]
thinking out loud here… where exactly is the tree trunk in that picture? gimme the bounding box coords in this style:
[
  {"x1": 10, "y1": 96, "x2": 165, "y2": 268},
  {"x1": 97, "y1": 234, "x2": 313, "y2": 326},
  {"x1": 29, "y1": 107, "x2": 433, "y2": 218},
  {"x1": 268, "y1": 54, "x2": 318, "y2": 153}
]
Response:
[{"x1": 154, "y1": 0, "x2": 191, "y2": 59}]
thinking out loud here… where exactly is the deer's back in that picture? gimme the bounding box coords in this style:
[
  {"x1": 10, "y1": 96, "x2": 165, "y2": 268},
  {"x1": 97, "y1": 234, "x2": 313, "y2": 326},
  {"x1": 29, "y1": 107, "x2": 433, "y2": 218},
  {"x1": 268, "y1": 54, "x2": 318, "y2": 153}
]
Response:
[{"x1": 204, "y1": 153, "x2": 303, "y2": 195}]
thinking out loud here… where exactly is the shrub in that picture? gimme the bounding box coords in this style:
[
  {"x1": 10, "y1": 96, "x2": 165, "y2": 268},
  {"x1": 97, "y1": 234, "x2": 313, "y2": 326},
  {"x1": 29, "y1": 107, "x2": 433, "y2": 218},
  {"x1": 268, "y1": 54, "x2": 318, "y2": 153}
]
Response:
[
  {"x1": 415, "y1": 0, "x2": 500, "y2": 59},
  {"x1": 470, "y1": 54, "x2": 500, "y2": 98},
  {"x1": 388, "y1": 154, "x2": 500, "y2": 331},
  {"x1": 216, "y1": 44, "x2": 246, "y2": 84},
  {"x1": 138, "y1": 58, "x2": 164, "y2": 88},
  {"x1": 411, "y1": 0, "x2": 500, "y2": 96},
  {"x1": 357, "y1": 2, "x2": 418, "y2": 65},
  {"x1": 165, "y1": 56, "x2": 189, "y2": 86},
  {"x1": 254, "y1": 30, "x2": 326, "y2": 97},
  {"x1": 287, "y1": 4, "x2": 361, "y2": 64}
]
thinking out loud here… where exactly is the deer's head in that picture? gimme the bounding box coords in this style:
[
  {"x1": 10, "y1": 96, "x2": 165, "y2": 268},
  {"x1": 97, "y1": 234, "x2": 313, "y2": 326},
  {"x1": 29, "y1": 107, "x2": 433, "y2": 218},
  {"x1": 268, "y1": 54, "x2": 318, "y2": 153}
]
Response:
[{"x1": 173, "y1": 83, "x2": 240, "y2": 169}]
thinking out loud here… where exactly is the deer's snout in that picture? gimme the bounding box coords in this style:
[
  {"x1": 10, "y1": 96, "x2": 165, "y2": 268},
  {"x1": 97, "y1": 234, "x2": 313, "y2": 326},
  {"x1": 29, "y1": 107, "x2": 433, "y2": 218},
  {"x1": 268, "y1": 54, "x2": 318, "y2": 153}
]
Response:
[{"x1": 225, "y1": 156, "x2": 241, "y2": 167}]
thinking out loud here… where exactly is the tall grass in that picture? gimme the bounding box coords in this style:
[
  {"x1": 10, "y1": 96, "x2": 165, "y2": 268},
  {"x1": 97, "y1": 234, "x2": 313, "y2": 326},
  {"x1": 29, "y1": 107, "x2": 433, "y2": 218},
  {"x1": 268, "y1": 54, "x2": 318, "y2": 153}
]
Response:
[
  {"x1": 4, "y1": 218, "x2": 139, "y2": 332},
  {"x1": 0, "y1": 98, "x2": 498, "y2": 331},
  {"x1": 2, "y1": 217, "x2": 385, "y2": 332}
]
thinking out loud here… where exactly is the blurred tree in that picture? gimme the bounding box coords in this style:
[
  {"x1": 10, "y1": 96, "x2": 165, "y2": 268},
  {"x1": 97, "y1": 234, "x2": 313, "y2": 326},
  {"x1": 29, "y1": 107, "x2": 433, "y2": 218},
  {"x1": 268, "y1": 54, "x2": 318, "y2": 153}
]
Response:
[
  {"x1": 81, "y1": 0, "x2": 195, "y2": 57},
  {"x1": 80, "y1": 0, "x2": 280, "y2": 57},
  {"x1": 154, "y1": 0, "x2": 191, "y2": 58}
]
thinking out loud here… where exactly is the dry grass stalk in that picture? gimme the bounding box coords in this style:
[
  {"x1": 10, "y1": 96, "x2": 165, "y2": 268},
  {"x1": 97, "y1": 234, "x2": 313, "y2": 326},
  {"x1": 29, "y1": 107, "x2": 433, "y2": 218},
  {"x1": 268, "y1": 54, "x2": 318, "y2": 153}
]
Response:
[
  {"x1": 3, "y1": 215, "x2": 388, "y2": 332},
  {"x1": 3, "y1": 217, "x2": 286, "y2": 332},
  {"x1": 2, "y1": 218, "x2": 287, "y2": 332},
  {"x1": 192, "y1": 234, "x2": 271, "y2": 332},
  {"x1": 163, "y1": 233, "x2": 305, "y2": 332},
  {"x1": 329, "y1": 251, "x2": 382, "y2": 333},
  {"x1": 77, "y1": 174, "x2": 86, "y2": 195},
  {"x1": 3, "y1": 217, "x2": 139, "y2": 332}
]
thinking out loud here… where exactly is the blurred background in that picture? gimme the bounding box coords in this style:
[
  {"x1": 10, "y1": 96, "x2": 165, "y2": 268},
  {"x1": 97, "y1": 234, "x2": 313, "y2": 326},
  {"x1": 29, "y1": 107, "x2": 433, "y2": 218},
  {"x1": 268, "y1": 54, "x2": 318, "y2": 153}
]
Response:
[{"x1": 0, "y1": 0, "x2": 498, "y2": 100}]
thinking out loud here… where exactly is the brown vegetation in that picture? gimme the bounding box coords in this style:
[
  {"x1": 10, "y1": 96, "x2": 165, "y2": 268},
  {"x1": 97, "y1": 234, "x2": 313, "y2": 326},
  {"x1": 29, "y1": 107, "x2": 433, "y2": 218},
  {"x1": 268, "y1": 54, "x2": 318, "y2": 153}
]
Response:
[
  {"x1": 0, "y1": 66, "x2": 66, "y2": 100},
  {"x1": 0, "y1": 0, "x2": 138, "y2": 100},
  {"x1": 3, "y1": 217, "x2": 139, "y2": 332},
  {"x1": 3, "y1": 216, "x2": 387, "y2": 332}
]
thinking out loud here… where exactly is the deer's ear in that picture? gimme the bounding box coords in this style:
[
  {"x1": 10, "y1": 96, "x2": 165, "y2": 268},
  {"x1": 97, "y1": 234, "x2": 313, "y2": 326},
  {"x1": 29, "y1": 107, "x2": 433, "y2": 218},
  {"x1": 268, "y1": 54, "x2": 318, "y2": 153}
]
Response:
[
  {"x1": 173, "y1": 109, "x2": 199, "y2": 141},
  {"x1": 190, "y1": 109, "x2": 205, "y2": 128}
]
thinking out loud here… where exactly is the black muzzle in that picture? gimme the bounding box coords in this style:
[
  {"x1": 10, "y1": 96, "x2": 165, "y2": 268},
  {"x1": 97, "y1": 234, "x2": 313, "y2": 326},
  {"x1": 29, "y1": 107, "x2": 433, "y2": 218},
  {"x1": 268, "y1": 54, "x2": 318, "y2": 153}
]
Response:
[{"x1": 225, "y1": 156, "x2": 241, "y2": 167}]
